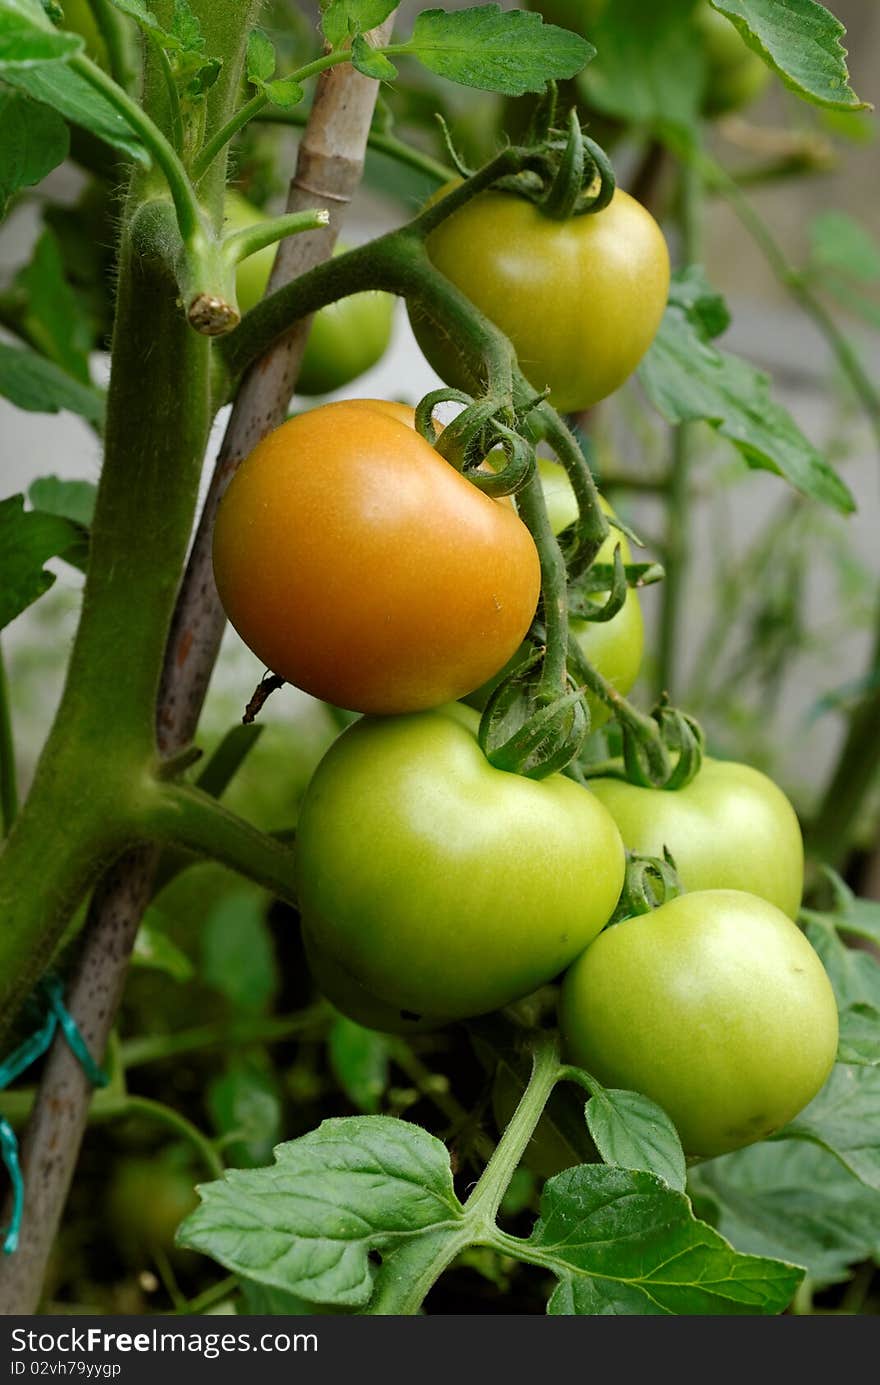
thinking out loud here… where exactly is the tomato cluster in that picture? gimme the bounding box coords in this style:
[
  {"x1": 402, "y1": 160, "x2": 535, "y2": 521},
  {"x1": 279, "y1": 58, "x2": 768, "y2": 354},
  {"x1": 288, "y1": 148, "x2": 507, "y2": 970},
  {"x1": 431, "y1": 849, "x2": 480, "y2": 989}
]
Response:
[{"x1": 212, "y1": 178, "x2": 837, "y2": 1168}]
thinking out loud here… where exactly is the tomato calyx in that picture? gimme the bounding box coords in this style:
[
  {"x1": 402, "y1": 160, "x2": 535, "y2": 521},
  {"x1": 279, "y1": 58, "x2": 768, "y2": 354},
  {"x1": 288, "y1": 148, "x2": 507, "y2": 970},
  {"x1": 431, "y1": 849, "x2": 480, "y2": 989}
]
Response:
[
  {"x1": 609, "y1": 848, "x2": 684, "y2": 924},
  {"x1": 567, "y1": 556, "x2": 665, "y2": 623},
  {"x1": 479, "y1": 644, "x2": 590, "y2": 780}
]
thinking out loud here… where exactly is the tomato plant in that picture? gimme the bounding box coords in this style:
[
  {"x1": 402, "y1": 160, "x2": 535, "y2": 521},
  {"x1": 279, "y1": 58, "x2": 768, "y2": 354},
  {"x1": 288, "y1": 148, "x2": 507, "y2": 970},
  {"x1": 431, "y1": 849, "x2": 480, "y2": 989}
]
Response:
[
  {"x1": 295, "y1": 703, "x2": 625, "y2": 1019},
  {"x1": 409, "y1": 185, "x2": 670, "y2": 411},
  {"x1": 559, "y1": 890, "x2": 839, "y2": 1157},
  {"x1": 212, "y1": 399, "x2": 542, "y2": 713},
  {"x1": 0, "y1": 0, "x2": 876, "y2": 1327}
]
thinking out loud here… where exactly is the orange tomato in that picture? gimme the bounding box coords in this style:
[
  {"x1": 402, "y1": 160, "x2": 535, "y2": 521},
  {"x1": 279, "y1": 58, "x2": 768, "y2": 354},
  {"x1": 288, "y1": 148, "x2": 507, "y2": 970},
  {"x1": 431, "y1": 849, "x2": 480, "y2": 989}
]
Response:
[{"x1": 212, "y1": 399, "x2": 542, "y2": 714}]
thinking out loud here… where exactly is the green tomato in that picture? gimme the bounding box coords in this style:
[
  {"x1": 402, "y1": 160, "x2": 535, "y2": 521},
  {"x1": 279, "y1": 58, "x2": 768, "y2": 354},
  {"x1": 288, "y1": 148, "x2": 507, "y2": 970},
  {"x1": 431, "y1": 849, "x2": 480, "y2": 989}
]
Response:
[
  {"x1": 295, "y1": 703, "x2": 625, "y2": 1020},
  {"x1": 409, "y1": 186, "x2": 670, "y2": 413},
  {"x1": 587, "y1": 757, "x2": 804, "y2": 918},
  {"x1": 226, "y1": 191, "x2": 394, "y2": 396},
  {"x1": 107, "y1": 1156, "x2": 199, "y2": 1258},
  {"x1": 559, "y1": 889, "x2": 838, "y2": 1157},
  {"x1": 695, "y1": 2, "x2": 771, "y2": 116},
  {"x1": 303, "y1": 923, "x2": 449, "y2": 1035}
]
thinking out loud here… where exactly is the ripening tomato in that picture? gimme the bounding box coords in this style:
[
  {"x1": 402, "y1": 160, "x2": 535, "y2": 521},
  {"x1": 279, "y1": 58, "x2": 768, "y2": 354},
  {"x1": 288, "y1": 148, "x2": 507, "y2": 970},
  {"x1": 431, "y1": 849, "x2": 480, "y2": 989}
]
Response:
[
  {"x1": 587, "y1": 757, "x2": 804, "y2": 918},
  {"x1": 559, "y1": 890, "x2": 838, "y2": 1157},
  {"x1": 212, "y1": 400, "x2": 542, "y2": 714},
  {"x1": 408, "y1": 187, "x2": 670, "y2": 412},
  {"x1": 295, "y1": 703, "x2": 626, "y2": 1020},
  {"x1": 226, "y1": 191, "x2": 394, "y2": 395}
]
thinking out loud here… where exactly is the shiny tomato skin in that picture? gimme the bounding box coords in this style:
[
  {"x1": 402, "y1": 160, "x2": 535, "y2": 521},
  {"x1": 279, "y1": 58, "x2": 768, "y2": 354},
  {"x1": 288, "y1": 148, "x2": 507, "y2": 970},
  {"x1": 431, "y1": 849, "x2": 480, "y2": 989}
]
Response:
[
  {"x1": 212, "y1": 400, "x2": 542, "y2": 714},
  {"x1": 295, "y1": 703, "x2": 626, "y2": 1020},
  {"x1": 559, "y1": 889, "x2": 838, "y2": 1157},
  {"x1": 409, "y1": 187, "x2": 670, "y2": 412},
  {"x1": 303, "y1": 924, "x2": 449, "y2": 1035},
  {"x1": 587, "y1": 757, "x2": 804, "y2": 918}
]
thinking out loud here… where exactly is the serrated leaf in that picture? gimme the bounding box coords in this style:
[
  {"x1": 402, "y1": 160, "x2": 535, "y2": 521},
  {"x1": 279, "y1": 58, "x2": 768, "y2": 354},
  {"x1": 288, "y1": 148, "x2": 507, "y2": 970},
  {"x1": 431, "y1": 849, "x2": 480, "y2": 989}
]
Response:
[
  {"x1": 527, "y1": 1164, "x2": 801, "y2": 1314},
  {"x1": 401, "y1": 5, "x2": 593, "y2": 97},
  {"x1": 14, "y1": 228, "x2": 91, "y2": 382},
  {"x1": 246, "y1": 27, "x2": 275, "y2": 84},
  {"x1": 779, "y1": 1062, "x2": 880, "y2": 1191},
  {"x1": 584, "y1": 1083, "x2": 687, "y2": 1193},
  {"x1": 170, "y1": 0, "x2": 202, "y2": 54},
  {"x1": 0, "y1": 493, "x2": 80, "y2": 629},
  {"x1": 132, "y1": 909, "x2": 194, "y2": 981},
  {"x1": 693, "y1": 1140, "x2": 880, "y2": 1288},
  {"x1": 3, "y1": 61, "x2": 147, "y2": 161},
  {"x1": 351, "y1": 32, "x2": 397, "y2": 81},
  {"x1": 177, "y1": 1116, "x2": 464, "y2": 1306},
  {"x1": 27, "y1": 476, "x2": 94, "y2": 572},
  {"x1": 201, "y1": 889, "x2": 278, "y2": 1016},
  {"x1": 837, "y1": 1004, "x2": 880, "y2": 1066},
  {"x1": 0, "y1": 86, "x2": 68, "y2": 212},
  {"x1": 808, "y1": 210, "x2": 880, "y2": 283},
  {"x1": 0, "y1": 0, "x2": 83, "y2": 67},
  {"x1": 320, "y1": 0, "x2": 396, "y2": 50},
  {"x1": 328, "y1": 1014, "x2": 390, "y2": 1114},
  {"x1": 639, "y1": 268, "x2": 854, "y2": 515},
  {"x1": 710, "y1": 0, "x2": 867, "y2": 112},
  {"x1": 582, "y1": 0, "x2": 703, "y2": 135},
  {"x1": 262, "y1": 75, "x2": 304, "y2": 110},
  {"x1": 0, "y1": 341, "x2": 105, "y2": 424}
]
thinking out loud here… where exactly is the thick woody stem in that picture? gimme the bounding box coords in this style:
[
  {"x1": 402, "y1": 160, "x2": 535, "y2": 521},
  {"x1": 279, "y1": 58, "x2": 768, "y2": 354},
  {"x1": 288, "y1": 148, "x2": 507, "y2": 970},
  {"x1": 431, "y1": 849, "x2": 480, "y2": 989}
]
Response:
[{"x1": 2, "y1": 15, "x2": 398, "y2": 1313}]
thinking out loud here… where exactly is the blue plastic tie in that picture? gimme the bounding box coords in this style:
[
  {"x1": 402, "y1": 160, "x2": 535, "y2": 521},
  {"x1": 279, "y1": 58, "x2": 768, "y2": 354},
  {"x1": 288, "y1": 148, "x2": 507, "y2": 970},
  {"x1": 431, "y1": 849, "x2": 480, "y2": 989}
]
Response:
[{"x1": 0, "y1": 975, "x2": 109, "y2": 1254}]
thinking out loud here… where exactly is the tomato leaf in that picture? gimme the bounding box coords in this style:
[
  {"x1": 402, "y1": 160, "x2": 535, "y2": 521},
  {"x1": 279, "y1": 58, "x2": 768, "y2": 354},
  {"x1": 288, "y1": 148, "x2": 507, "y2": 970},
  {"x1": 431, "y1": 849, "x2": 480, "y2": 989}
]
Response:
[
  {"x1": 0, "y1": 0, "x2": 83, "y2": 67},
  {"x1": 176, "y1": 1116, "x2": 465, "y2": 1307},
  {"x1": 201, "y1": 889, "x2": 279, "y2": 1017},
  {"x1": 639, "y1": 268, "x2": 855, "y2": 515},
  {"x1": 132, "y1": 908, "x2": 195, "y2": 981},
  {"x1": 320, "y1": 0, "x2": 397, "y2": 50},
  {"x1": 14, "y1": 229, "x2": 93, "y2": 383},
  {"x1": 398, "y1": 6, "x2": 594, "y2": 97},
  {"x1": 778, "y1": 1062, "x2": 880, "y2": 1192},
  {"x1": 582, "y1": 0, "x2": 704, "y2": 136},
  {"x1": 27, "y1": 476, "x2": 94, "y2": 572},
  {"x1": 207, "y1": 1059, "x2": 282, "y2": 1168},
  {"x1": 692, "y1": 1140, "x2": 880, "y2": 1288},
  {"x1": 709, "y1": 0, "x2": 868, "y2": 112},
  {"x1": 583, "y1": 1082, "x2": 687, "y2": 1193},
  {"x1": 0, "y1": 86, "x2": 68, "y2": 213},
  {"x1": 245, "y1": 27, "x2": 275, "y2": 84},
  {"x1": 803, "y1": 917, "x2": 880, "y2": 1014},
  {"x1": 327, "y1": 1014, "x2": 390, "y2": 1114},
  {"x1": 527, "y1": 1164, "x2": 802, "y2": 1314},
  {"x1": 2, "y1": 61, "x2": 148, "y2": 162},
  {"x1": 351, "y1": 33, "x2": 397, "y2": 82},
  {"x1": 261, "y1": 76, "x2": 305, "y2": 110},
  {"x1": 837, "y1": 1004, "x2": 880, "y2": 1067},
  {"x1": 0, "y1": 493, "x2": 81, "y2": 630},
  {"x1": 0, "y1": 342, "x2": 105, "y2": 425}
]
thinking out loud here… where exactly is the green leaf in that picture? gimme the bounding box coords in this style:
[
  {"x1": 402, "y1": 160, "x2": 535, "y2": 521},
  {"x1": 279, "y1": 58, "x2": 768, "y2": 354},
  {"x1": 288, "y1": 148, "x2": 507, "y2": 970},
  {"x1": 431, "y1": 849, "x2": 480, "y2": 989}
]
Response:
[
  {"x1": 582, "y1": 0, "x2": 704, "y2": 135},
  {"x1": 0, "y1": 493, "x2": 80, "y2": 629},
  {"x1": 14, "y1": 228, "x2": 92, "y2": 382},
  {"x1": 780, "y1": 1063, "x2": 880, "y2": 1191},
  {"x1": 809, "y1": 871, "x2": 880, "y2": 949},
  {"x1": 693, "y1": 1139, "x2": 880, "y2": 1288},
  {"x1": 3, "y1": 61, "x2": 147, "y2": 161},
  {"x1": 262, "y1": 75, "x2": 304, "y2": 110},
  {"x1": 0, "y1": 341, "x2": 105, "y2": 424},
  {"x1": 528, "y1": 1164, "x2": 802, "y2": 1314},
  {"x1": 803, "y1": 917, "x2": 880, "y2": 1014},
  {"x1": 207, "y1": 1059, "x2": 282, "y2": 1167},
  {"x1": 245, "y1": 27, "x2": 274, "y2": 84},
  {"x1": 0, "y1": 0, "x2": 83, "y2": 67},
  {"x1": 177, "y1": 1116, "x2": 464, "y2": 1306},
  {"x1": 27, "y1": 475, "x2": 96, "y2": 528},
  {"x1": 201, "y1": 889, "x2": 279, "y2": 1016},
  {"x1": 328, "y1": 1014, "x2": 390, "y2": 1114},
  {"x1": 169, "y1": 0, "x2": 202, "y2": 53},
  {"x1": 400, "y1": 5, "x2": 593, "y2": 97},
  {"x1": 808, "y1": 210, "x2": 880, "y2": 283},
  {"x1": 837, "y1": 1004, "x2": 880, "y2": 1067},
  {"x1": 351, "y1": 33, "x2": 397, "y2": 81},
  {"x1": 132, "y1": 908, "x2": 194, "y2": 981},
  {"x1": 584, "y1": 1082, "x2": 687, "y2": 1193},
  {"x1": 0, "y1": 85, "x2": 68, "y2": 212},
  {"x1": 639, "y1": 268, "x2": 854, "y2": 515},
  {"x1": 187, "y1": 56, "x2": 220, "y2": 97},
  {"x1": 320, "y1": 0, "x2": 396, "y2": 50},
  {"x1": 710, "y1": 0, "x2": 868, "y2": 112}
]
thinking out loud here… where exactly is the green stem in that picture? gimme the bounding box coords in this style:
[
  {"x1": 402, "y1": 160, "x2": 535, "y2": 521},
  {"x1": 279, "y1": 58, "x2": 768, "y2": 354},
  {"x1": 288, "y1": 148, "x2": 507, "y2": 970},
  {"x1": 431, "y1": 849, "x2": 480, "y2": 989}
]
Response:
[
  {"x1": 69, "y1": 53, "x2": 203, "y2": 246},
  {"x1": 113, "y1": 1095, "x2": 224, "y2": 1179},
  {"x1": 255, "y1": 106, "x2": 454, "y2": 184},
  {"x1": 221, "y1": 209, "x2": 330, "y2": 264},
  {"x1": 194, "y1": 89, "x2": 267, "y2": 180},
  {"x1": 147, "y1": 782, "x2": 298, "y2": 904},
  {"x1": 516, "y1": 473, "x2": 570, "y2": 699},
  {"x1": 177, "y1": 1275, "x2": 239, "y2": 1315},
  {"x1": 88, "y1": 0, "x2": 139, "y2": 93},
  {"x1": 121, "y1": 1005, "x2": 330, "y2": 1068},
  {"x1": 0, "y1": 639, "x2": 17, "y2": 836},
  {"x1": 155, "y1": 43, "x2": 184, "y2": 156}
]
